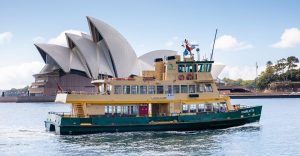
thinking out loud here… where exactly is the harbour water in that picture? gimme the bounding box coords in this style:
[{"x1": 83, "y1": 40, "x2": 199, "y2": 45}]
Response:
[{"x1": 0, "y1": 99, "x2": 299, "y2": 156}]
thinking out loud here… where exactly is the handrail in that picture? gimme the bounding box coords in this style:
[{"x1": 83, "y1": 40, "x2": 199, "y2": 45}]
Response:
[{"x1": 48, "y1": 112, "x2": 73, "y2": 116}]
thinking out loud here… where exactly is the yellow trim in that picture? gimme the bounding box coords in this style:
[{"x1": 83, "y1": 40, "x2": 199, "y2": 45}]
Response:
[{"x1": 67, "y1": 97, "x2": 230, "y2": 105}]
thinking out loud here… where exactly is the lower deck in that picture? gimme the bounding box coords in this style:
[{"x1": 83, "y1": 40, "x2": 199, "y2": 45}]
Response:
[{"x1": 45, "y1": 106, "x2": 262, "y2": 135}]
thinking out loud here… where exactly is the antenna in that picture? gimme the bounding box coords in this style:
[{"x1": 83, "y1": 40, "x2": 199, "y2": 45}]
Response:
[{"x1": 210, "y1": 29, "x2": 218, "y2": 61}]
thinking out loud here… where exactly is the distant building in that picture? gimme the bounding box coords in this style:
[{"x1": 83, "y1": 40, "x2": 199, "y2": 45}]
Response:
[
  {"x1": 29, "y1": 16, "x2": 225, "y2": 96},
  {"x1": 218, "y1": 86, "x2": 252, "y2": 94}
]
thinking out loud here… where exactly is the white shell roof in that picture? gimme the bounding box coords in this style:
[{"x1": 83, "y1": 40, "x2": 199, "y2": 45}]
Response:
[
  {"x1": 139, "y1": 50, "x2": 178, "y2": 66},
  {"x1": 211, "y1": 64, "x2": 226, "y2": 79},
  {"x1": 87, "y1": 16, "x2": 138, "y2": 77},
  {"x1": 39, "y1": 64, "x2": 59, "y2": 74},
  {"x1": 66, "y1": 33, "x2": 114, "y2": 79},
  {"x1": 35, "y1": 44, "x2": 71, "y2": 72},
  {"x1": 35, "y1": 17, "x2": 191, "y2": 79},
  {"x1": 35, "y1": 43, "x2": 88, "y2": 73}
]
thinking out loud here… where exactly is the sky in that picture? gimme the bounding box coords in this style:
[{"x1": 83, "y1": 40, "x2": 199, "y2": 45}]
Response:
[{"x1": 0, "y1": 0, "x2": 300, "y2": 89}]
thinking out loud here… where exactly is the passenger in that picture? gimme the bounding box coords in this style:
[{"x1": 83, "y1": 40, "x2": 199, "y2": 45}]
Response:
[
  {"x1": 220, "y1": 107, "x2": 225, "y2": 113},
  {"x1": 233, "y1": 105, "x2": 236, "y2": 110}
]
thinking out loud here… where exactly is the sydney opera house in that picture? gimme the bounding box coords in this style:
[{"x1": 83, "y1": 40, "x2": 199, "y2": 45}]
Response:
[{"x1": 29, "y1": 16, "x2": 224, "y2": 96}]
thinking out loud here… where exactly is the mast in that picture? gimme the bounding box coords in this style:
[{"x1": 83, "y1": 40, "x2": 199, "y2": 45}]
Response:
[{"x1": 210, "y1": 29, "x2": 218, "y2": 61}]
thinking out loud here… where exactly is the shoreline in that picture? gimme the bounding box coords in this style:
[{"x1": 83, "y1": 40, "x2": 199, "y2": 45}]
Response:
[
  {"x1": 0, "y1": 96, "x2": 55, "y2": 103},
  {"x1": 0, "y1": 94, "x2": 300, "y2": 103},
  {"x1": 229, "y1": 94, "x2": 300, "y2": 99}
]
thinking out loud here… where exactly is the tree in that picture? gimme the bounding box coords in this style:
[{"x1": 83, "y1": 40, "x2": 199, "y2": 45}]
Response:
[
  {"x1": 257, "y1": 56, "x2": 300, "y2": 90},
  {"x1": 287, "y1": 56, "x2": 299, "y2": 70},
  {"x1": 266, "y1": 61, "x2": 273, "y2": 67},
  {"x1": 286, "y1": 56, "x2": 299, "y2": 79}
]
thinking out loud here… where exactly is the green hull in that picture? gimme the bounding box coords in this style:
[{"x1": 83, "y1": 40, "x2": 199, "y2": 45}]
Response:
[{"x1": 45, "y1": 106, "x2": 262, "y2": 135}]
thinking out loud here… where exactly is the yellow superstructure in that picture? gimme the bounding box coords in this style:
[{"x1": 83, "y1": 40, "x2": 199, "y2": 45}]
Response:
[{"x1": 56, "y1": 54, "x2": 235, "y2": 117}]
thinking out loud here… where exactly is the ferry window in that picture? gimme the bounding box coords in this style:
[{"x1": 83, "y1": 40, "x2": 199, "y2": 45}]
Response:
[
  {"x1": 148, "y1": 85, "x2": 156, "y2": 94},
  {"x1": 181, "y1": 85, "x2": 188, "y2": 93},
  {"x1": 140, "y1": 86, "x2": 147, "y2": 94},
  {"x1": 190, "y1": 104, "x2": 196, "y2": 113},
  {"x1": 200, "y1": 64, "x2": 206, "y2": 72},
  {"x1": 126, "y1": 106, "x2": 131, "y2": 114},
  {"x1": 206, "y1": 64, "x2": 211, "y2": 72},
  {"x1": 165, "y1": 85, "x2": 173, "y2": 94},
  {"x1": 205, "y1": 104, "x2": 213, "y2": 112},
  {"x1": 205, "y1": 84, "x2": 213, "y2": 92},
  {"x1": 219, "y1": 103, "x2": 227, "y2": 112},
  {"x1": 198, "y1": 104, "x2": 205, "y2": 112},
  {"x1": 173, "y1": 85, "x2": 180, "y2": 93},
  {"x1": 182, "y1": 104, "x2": 188, "y2": 113},
  {"x1": 196, "y1": 84, "x2": 205, "y2": 92},
  {"x1": 115, "y1": 106, "x2": 122, "y2": 114},
  {"x1": 131, "y1": 85, "x2": 138, "y2": 94},
  {"x1": 186, "y1": 64, "x2": 193, "y2": 72},
  {"x1": 114, "y1": 85, "x2": 122, "y2": 94},
  {"x1": 132, "y1": 106, "x2": 138, "y2": 115},
  {"x1": 105, "y1": 106, "x2": 113, "y2": 114},
  {"x1": 189, "y1": 85, "x2": 196, "y2": 93},
  {"x1": 194, "y1": 64, "x2": 197, "y2": 72},
  {"x1": 197, "y1": 64, "x2": 201, "y2": 72},
  {"x1": 157, "y1": 85, "x2": 164, "y2": 94},
  {"x1": 123, "y1": 106, "x2": 129, "y2": 114},
  {"x1": 123, "y1": 85, "x2": 130, "y2": 94},
  {"x1": 178, "y1": 64, "x2": 185, "y2": 72}
]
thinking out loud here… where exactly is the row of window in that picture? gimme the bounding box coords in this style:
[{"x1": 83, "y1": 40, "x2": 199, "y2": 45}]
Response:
[
  {"x1": 105, "y1": 105, "x2": 139, "y2": 115},
  {"x1": 114, "y1": 84, "x2": 213, "y2": 95},
  {"x1": 104, "y1": 103, "x2": 227, "y2": 115},
  {"x1": 178, "y1": 63, "x2": 212, "y2": 73},
  {"x1": 182, "y1": 103, "x2": 227, "y2": 113}
]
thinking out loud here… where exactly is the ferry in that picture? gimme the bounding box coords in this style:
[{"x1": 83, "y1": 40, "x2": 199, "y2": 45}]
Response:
[{"x1": 45, "y1": 40, "x2": 262, "y2": 135}]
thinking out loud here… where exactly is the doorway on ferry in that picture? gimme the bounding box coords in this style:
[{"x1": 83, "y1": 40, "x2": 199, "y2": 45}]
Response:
[
  {"x1": 152, "y1": 103, "x2": 169, "y2": 116},
  {"x1": 139, "y1": 104, "x2": 148, "y2": 116}
]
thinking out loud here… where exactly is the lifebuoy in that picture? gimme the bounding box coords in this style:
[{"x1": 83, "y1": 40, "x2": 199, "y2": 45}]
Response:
[
  {"x1": 186, "y1": 74, "x2": 193, "y2": 80},
  {"x1": 178, "y1": 74, "x2": 184, "y2": 80}
]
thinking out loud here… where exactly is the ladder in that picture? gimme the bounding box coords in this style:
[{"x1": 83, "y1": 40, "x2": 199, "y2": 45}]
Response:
[{"x1": 73, "y1": 104, "x2": 85, "y2": 118}]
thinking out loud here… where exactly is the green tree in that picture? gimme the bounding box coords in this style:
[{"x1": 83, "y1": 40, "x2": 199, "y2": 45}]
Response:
[{"x1": 257, "y1": 56, "x2": 300, "y2": 90}]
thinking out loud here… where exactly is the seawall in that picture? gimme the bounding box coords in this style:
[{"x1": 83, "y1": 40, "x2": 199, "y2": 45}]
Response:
[{"x1": 0, "y1": 96, "x2": 55, "y2": 103}]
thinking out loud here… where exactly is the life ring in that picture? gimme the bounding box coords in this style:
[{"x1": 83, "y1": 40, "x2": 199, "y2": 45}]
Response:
[
  {"x1": 186, "y1": 73, "x2": 193, "y2": 80},
  {"x1": 178, "y1": 74, "x2": 184, "y2": 80}
]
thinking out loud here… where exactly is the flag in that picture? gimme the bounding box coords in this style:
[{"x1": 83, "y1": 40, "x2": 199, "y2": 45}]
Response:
[
  {"x1": 183, "y1": 49, "x2": 189, "y2": 56},
  {"x1": 185, "y1": 44, "x2": 192, "y2": 52}
]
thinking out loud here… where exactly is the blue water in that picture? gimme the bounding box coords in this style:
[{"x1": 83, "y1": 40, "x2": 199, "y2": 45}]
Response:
[{"x1": 0, "y1": 99, "x2": 299, "y2": 156}]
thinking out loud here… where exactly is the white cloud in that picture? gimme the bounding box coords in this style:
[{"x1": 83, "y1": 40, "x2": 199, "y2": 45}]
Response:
[
  {"x1": 215, "y1": 35, "x2": 253, "y2": 51},
  {"x1": 48, "y1": 29, "x2": 84, "y2": 46},
  {"x1": 272, "y1": 28, "x2": 300, "y2": 48},
  {"x1": 218, "y1": 65, "x2": 265, "y2": 80},
  {"x1": 0, "y1": 62, "x2": 44, "y2": 90},
  {"x1": 32, "y1": 36, "x2": 45, "y2": 43},
  {"x1": 0, "y1": 32, "x2": 13, "y2": 44}
]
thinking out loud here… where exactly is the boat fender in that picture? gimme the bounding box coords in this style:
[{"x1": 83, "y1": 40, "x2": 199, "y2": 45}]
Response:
[
  {"x1": 178, "y1": 74, "x2": 184, "y2": 80},
  {"x1": 186, "y1": 74, "x2": 193, "y2": 80}
]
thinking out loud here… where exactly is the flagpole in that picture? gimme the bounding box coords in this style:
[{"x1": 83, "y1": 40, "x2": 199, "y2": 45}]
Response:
[{"x1": 210, "y1": 29, "x2": 218, "y2": 61}]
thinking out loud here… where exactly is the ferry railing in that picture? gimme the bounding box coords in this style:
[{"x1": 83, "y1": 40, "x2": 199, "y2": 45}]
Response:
[
  {"x1": 234, "y1": 104, "x2": 252, "y2": 109},
  {"x1": 48, "y1": 112, "x2": 76, "y2": 117},
  {"x1": 57, "y1": 90, "x2": 113, "y2": 95}
]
